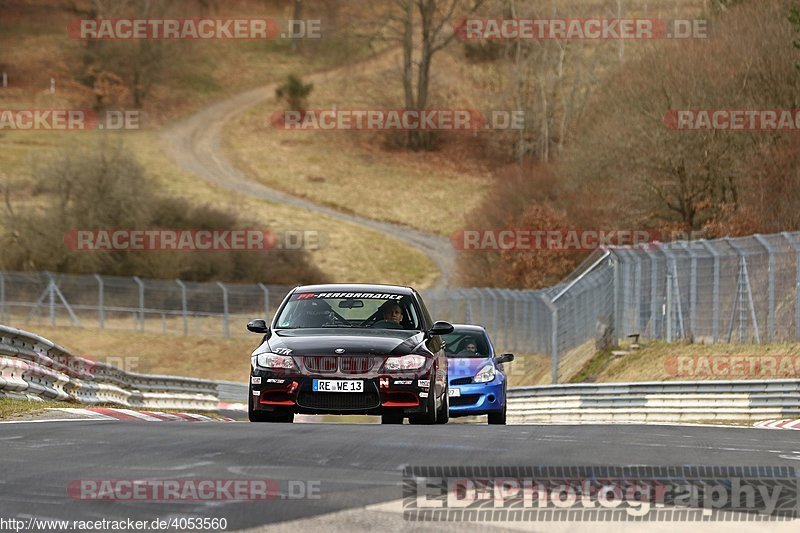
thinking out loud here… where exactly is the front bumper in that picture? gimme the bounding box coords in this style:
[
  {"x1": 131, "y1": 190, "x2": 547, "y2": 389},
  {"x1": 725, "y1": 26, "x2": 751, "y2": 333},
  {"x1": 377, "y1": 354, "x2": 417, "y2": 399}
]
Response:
[
  {"x1": 447, "y1": 380, "x2": 505, "y2": 417},
  {"x1": 250, "y1": 368, "x2": 436, "y2": 416}
]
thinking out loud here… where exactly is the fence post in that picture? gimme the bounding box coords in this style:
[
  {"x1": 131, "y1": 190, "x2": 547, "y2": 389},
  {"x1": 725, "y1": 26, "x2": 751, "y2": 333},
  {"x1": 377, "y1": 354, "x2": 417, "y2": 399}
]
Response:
[
  {"x1": 782, "y1": 232, "x2": 800, "y2": 339},
  {"x1": 634, "y1": 252, "x2": 642, "y2": 333},
  {"x1": 726, "y1": 238, "x2": 760, "y2": 344},
  {"x1": 611, "y1": 251, "x2": 620, "y2": 346},
  {"x1": 754, "y1": 234, "x2": 776, "y2": 342},
  {"x1": 46, "y1": 271, "x2": 56, "y2": 326},
  {"x1": 258, "y1": 283, "x2": 270, "y2": 319},
  {"x1": 649, "y1": 249, "x2": 659, "y2": 338},
  {"x1": 678, "y1": 242, "x2": 697, "y2": 340},
  {"x1": 539, "y1": 293, "x2": 559, "y2": 384},
  {"x1": 133, "y1": 276, "x2": 145, "y2": 332},
  {"x1": 217, "y1": 282, "x2": 229, "y2": 338},
  {"x1": 0, "y1": 272, "x2": 5, "y2": 321},
  {"x1": 176, "y1": 280, "x2": 188, "y2": 335},
  {"x1": 665, "y1": 264, "x2": 673, "y2": 342},
  {"x1": 94, "y1": 274, "x2": 105, "y2": 329},
  {"x1": 701, "y1": 240, "x2": 720, "y2": 342},
  {"x1": 489, "y1": 289, "x2": 499, "y2": 336}
]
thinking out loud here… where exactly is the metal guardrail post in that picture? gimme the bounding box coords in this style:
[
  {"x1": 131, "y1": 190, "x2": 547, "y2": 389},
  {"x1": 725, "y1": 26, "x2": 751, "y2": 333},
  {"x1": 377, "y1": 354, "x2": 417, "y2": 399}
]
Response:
[
  {"x1": 94, "y1": 274, "x2": 105, "y2": 329},
  {"x1": 176, "y1": 280, "x2": 188, "y2": 335},
  {"x1": 217, "y1": 282, "x2": 230, "y2": 338},
  {"x1": 258, "y1": 283, "x2": 270, "y2": 319},
  {"x1": 782, "y1": 232, "x2": 800, "y2": 339},
  {"x1": 133, "y1": 276, "x2": 145, "y2": 332},
  {"x1": 754, "y1": 234, "x2": 776, "y2": 342}
]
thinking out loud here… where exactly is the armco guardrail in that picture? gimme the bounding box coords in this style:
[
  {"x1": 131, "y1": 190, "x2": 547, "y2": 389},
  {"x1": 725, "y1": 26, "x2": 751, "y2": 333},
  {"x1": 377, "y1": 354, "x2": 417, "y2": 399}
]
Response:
[
  {"x1": 217, "y1": 380, "x2": 248, "y2": 404},
  {"x1": 508, "y1": 380, "x2": 800, "y2": 424},
  {"x1": 0, "y1": 324, "x2": 218, "y2": 410}
]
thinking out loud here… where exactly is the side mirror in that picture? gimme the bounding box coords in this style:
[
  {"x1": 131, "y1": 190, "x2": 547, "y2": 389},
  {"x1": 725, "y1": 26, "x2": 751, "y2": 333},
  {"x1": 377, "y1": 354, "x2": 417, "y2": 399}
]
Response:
[
  {"x1": 247, "y1": 319, "x2": 270, "y2": 334},
  {"x1": 428, "y1": 321, "x2": 454, "y2": 336},
  {"x1": 494, "y1": 353, "x2": 514, "y2": 364}
]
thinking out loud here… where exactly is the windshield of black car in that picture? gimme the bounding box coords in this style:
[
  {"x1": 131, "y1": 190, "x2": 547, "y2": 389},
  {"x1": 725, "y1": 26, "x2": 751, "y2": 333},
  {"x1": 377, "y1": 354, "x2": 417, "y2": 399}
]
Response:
[
  {"x1": 275, "y1": 292, "x2": 421, "y2": 330},
  {"x1": 443, "y1": 331, "x2": 490, "y2": 357}
]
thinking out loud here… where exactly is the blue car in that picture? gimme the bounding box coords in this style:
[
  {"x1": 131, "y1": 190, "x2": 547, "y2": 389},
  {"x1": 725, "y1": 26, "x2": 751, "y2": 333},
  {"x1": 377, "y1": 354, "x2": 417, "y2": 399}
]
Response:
[{"x1": 443, "y1": 324, "x2": 514, "y2": 424}]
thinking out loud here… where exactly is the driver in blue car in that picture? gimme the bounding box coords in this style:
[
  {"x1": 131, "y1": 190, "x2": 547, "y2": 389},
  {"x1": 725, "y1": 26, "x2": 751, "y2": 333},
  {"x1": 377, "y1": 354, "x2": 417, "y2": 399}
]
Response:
[{"x1": 458, "y1": 340, "x2": 478, "y2": 356}]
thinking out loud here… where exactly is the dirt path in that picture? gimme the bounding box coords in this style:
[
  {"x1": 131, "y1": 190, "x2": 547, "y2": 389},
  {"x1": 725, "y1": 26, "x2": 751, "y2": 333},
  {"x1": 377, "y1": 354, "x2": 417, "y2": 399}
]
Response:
[{"x1": 161, "y1": 51, "x2": 454, "y2": 287}]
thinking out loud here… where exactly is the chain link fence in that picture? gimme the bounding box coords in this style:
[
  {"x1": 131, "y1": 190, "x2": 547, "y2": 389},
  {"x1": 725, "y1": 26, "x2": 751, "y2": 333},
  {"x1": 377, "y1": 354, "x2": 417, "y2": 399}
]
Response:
[
  {"x1": 0, "y1": 271, "x2": 292, "y2": 339},
  {"x1": 1, "y1": 232, "x2": 796, "y2": 383}
]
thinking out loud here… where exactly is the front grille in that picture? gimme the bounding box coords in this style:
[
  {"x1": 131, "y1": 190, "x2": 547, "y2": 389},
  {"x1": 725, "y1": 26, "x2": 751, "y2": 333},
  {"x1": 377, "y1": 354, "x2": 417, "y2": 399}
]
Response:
[
  {"x1": 339, "y1": 356, "x2": 374, "y2": 374},
  {"x1": 304, "y1": 356, "x2": 338, "y2": 373},
  {"x1": 297, "y1": 391, "x2": 380, "y2": 410},
  {"x1": 303, "y1": 356, "x2": 377, "y2": 374},
  {"x1": 450, "y1": 377, "x2": 473, "y2": 386},
  {"x1": 450, "y1": 394, "x2": 480, "y2": 407}
]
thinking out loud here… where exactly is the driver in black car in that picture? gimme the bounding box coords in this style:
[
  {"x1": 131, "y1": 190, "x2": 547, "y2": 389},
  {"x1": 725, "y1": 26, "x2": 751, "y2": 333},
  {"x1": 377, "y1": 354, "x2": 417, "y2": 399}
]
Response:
[{"x1": 371, "y1": 301, "x2": 404, "y2": 329}]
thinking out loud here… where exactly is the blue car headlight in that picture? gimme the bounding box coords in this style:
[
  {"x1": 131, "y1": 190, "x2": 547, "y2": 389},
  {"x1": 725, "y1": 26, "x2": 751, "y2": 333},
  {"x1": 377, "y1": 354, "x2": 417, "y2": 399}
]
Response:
[{"x1": 473, "y1": 363, "x2": 495, "y2": 383}]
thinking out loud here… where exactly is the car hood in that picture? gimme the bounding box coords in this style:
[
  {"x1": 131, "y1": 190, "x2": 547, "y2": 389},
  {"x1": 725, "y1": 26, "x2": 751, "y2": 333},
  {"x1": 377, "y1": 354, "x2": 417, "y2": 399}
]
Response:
[
  {"x1": 254, "y1": 328, "x2": 426, "y2": 356},
  {"x1": 447, "y1": 357, "x2": 492, "y2": 379}
]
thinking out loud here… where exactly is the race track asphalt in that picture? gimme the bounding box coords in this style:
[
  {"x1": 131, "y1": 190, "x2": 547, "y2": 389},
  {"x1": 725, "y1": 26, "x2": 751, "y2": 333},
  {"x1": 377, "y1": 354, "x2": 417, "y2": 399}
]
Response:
[{"x1": 1, "y1": 421, "x2": 799, "y2": 531}]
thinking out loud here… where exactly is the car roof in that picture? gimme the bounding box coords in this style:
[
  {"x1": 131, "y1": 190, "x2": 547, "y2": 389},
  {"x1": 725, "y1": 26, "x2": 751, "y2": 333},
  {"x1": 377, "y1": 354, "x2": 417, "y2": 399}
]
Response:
[{"x1": 293, "y1": 284, "x2": 415, "y2": 296}]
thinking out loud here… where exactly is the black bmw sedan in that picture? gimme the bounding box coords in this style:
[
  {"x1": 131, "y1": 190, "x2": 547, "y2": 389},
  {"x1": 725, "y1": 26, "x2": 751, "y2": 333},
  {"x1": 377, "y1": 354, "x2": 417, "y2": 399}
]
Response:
[{"x1": 246, "y1": 284, "x2": 453, "y2": 424}]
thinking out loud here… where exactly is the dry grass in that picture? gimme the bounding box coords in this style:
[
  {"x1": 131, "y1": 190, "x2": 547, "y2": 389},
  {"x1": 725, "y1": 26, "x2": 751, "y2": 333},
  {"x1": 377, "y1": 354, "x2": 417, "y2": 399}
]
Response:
[
  {"x1": 0, "y1": 3, "x2": 438, "y2": 287},
  {"x1": 0, "y1": 125, "x2": 439, "y2": 288},
  {"x1": 223, "y1": 51, "x2": 494, "y2": 237},
  {"x1": 0, "y1": 398, "x2": 78, "y2": 419},
  {"x1": 40, "y1": 327, "x2": 256, "y2": 382},
  {"x1": 592, "y1": 341, "x2": 800, "y2": 382}
]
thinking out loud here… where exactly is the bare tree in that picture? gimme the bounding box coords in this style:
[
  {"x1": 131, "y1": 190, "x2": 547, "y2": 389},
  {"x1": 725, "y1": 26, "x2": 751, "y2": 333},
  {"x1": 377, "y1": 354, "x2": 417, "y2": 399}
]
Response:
[{"x1": 389, "y1": 0, "x2": 485, "y2": 149}]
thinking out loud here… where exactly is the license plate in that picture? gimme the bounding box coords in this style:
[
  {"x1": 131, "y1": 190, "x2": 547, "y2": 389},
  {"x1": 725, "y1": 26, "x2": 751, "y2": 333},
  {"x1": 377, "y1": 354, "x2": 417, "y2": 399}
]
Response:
[
  {"x1": 448, "y1": 388, "x2": 461, "y2": 397},
  {"x1": 313, "y1": 379, "x2": 363, "y2": 392}
]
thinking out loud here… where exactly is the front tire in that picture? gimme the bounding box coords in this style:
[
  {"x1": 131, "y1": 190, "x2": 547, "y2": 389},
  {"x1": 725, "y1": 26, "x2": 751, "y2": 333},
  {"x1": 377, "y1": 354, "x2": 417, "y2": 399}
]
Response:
[
  {"x1": 408, "y1": 385, "x2": 437, "y2": 425},
  {"x1": 488, "y1": 403, "x2": 506, "y2": 425},
  {"x1": 435, "y1": 388, "x2": 449, "y2": 424}
]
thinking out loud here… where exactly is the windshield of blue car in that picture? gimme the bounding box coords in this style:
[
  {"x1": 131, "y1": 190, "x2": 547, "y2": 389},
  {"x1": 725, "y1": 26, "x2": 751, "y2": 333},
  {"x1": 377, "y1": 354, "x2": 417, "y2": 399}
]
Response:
[
  {"x1": 442, "y1": 331, "x2": 490, "y2": 357},
  {"x1": 275, "y1": 292, "x2": 421, "y2": 330}
]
